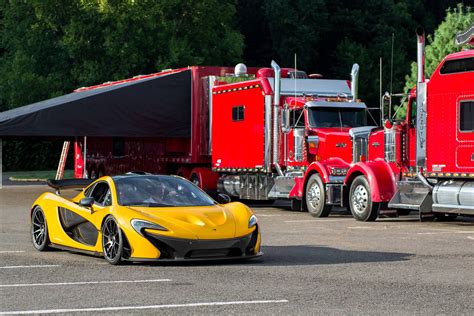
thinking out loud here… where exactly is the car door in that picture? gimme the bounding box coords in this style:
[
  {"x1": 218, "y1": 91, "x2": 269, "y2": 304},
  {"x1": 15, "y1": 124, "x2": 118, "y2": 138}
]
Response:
[{"x1": 55, "y1": 181, "x2": 112, "y2": 251}]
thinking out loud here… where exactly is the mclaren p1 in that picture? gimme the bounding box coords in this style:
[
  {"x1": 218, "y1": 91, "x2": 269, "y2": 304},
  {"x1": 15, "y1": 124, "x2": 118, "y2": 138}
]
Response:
[{"x1": 30, "y1": 174, "x2": 262, "y2": 264}]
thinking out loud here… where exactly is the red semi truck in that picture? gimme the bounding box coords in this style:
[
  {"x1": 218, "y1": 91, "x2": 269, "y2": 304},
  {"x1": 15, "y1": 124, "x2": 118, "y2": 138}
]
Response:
[
  {"x1": 75, "y1": 61, "x2": 371, "y2": 215},
  {"x1": 341, "y1": 28, "x2": 474, "y2": 221}
]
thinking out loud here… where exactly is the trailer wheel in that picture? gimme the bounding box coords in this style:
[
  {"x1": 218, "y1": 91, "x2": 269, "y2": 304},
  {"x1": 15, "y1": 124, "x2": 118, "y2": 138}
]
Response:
[
  {"x1": 349, "y1": 175, "x2": 380, "y2": 221},
  {"x1": 190, "y1": 173, "x2": 200, "y2": 188},
  {"x1": 305, "y1": 174, "x2": 331, "y2": 217}
]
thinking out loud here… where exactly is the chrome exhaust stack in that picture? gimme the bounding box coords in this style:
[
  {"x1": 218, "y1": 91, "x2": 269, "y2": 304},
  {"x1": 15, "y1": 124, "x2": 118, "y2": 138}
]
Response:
[
  {"x1": 416, "y1": 27, "x2": 425, "y2": 83},
  {"x1": 415, "y1": 27, "x2": 427, "y2": 168},
  {"x1": 350, "y1": 63, "x2": 359, "y2": 101},
  {"x1": 271, "y1": 60, "x2": 283, "y2": 176}
]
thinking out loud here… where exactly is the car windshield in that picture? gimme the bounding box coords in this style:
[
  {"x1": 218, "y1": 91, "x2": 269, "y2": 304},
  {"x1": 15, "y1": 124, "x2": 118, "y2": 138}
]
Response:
[
  {"x1": 308, "y1": 107, "x2": 367, "y2": 128},
  {"x1": 114, "y1": 175, "x2": 216, "y2": 207}
]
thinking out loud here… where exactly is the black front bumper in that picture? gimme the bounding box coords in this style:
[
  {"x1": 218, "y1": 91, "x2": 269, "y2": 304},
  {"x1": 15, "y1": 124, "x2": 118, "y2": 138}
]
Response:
[{"x1": 136, "y1": 227, "x2": 260, "y2": 261}]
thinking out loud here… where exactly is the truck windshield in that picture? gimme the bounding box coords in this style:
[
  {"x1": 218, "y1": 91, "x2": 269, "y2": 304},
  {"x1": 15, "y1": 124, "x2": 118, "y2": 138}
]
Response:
[{"x1": 308, "y1": 107, "x2": 367, "y2": 128}]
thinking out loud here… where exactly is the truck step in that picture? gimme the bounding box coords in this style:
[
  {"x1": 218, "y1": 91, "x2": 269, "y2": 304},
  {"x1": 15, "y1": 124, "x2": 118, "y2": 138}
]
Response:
[
  {"x1": 388, "y1": 180, "x2": 432, "y2": 211},
  {"x1": 268, "y1": 176, "x2": 295, "y2": 199}
]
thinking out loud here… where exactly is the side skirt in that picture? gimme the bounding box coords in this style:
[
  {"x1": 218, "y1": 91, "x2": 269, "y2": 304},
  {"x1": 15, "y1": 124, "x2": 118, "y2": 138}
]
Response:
[{"x1": 50, "y1": 243, "x2": 102, "y2": 257}]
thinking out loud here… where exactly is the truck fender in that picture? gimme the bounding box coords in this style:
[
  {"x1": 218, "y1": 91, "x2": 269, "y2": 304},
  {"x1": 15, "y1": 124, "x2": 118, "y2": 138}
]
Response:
[
  {"x1": 344, "y1": 159, "x2": 396, "y2": 202},
  {"x1": 287, "y1": 162, "x2": 330, "y2": 199},
  {"x1": 305, "y1": 162, "x2": 331, "y2": 183}
]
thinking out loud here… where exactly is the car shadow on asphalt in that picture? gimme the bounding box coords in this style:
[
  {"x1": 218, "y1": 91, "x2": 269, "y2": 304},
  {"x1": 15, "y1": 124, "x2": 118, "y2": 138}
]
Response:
[{"x1": 257, "y1": 245, "x2": 413, "y2": 266}]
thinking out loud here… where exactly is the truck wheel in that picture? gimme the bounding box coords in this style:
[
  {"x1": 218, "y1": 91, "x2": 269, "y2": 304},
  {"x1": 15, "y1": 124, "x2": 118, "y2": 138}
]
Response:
[
  {"x1": 349, "y1": 175, "x2": 380, "y2": 221},
  {"x1": 305, "y1": 174, "x2": 331, "y2": 217}
]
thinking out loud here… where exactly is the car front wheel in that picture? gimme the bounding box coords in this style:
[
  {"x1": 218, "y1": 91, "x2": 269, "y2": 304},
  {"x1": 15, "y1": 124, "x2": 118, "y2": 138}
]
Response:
[{"x1": 102, "y1": 216, "x2": 124, "y2": 265}]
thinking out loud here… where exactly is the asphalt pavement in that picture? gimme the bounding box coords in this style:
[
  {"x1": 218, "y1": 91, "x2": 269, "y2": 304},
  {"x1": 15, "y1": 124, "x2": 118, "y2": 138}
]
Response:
[{"x1": 0, "y1": 185, "x2": 473, "y2": 315}]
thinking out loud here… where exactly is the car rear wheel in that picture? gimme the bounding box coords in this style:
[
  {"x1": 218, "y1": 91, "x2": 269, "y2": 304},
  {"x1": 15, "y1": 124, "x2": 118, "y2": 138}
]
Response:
[
  {"x1": 305, "y1": 174, "x2": 331, "y2": 217},
  {"x1": 349, "y1": 175, "x2": 380, "y2": 221},
  {"x1": 102, "y1": 216, "x2": 124, "y2": 265},
  {"x1": 31, "y1": 206, "x2": 50, "y2": 251}
]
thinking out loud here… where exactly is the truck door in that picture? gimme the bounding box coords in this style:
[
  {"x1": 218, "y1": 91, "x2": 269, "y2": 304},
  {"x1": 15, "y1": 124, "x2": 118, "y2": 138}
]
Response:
[
  {"x1": 406, "y1": 96, "x2": 417, "y2": 167},
  {"x1": 284, "y1": 109, "x2": 306, "y2": 166}
]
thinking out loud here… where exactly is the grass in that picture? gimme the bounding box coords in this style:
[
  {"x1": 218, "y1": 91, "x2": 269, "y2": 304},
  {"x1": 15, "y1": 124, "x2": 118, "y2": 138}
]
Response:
[{"x1": 4, "y1": 170, "x2": 75, "y2": 181}]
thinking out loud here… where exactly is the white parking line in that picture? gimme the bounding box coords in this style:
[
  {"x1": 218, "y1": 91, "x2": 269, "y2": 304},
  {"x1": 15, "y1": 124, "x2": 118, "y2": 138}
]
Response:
[
  {"x1": 417, "y1": 231, "x2": 474, "y2": 235},
  {"x1": 0, "y1": 299, "x2": 289, "y2": 315},
  {"x1": 0, "y1": 279, "x2": 172, "y2": 288},
  {"x1": 285, "y1": 219, "x2": 351, "y2": 223},
  {"x1": 0, "y1": 265, "x2": 60, "y2": 269},
  {"x1": 467, "y1": 236, "x2": 474, "y2": 240},
  {"x1": 0, "y1": 251, "x2": 25, "y2": 254}
]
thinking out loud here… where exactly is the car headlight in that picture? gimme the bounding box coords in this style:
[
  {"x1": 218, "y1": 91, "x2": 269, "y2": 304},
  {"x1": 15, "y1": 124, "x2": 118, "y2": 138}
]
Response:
[
  {"x1": 131, "y1": 219, "x2": 168, "y2": 236},
  {"x1": 248, "y1": 215, "x2": 258, "y2": 228}
]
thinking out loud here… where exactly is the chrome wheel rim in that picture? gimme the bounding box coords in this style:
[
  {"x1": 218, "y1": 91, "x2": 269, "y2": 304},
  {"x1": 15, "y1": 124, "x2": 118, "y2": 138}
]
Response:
[
  {"x1": 103, "y1": 219, "x2": 120, "y2": 260},
  {"x1": 352, "y1": 185, "x2": 368, "y2": 216},
  {"x1": 32, "y1": 208, "x2": 46, "y2": 247},
  {"x1": 307, "y1": 182, "x2": 322, "y2": 209}
]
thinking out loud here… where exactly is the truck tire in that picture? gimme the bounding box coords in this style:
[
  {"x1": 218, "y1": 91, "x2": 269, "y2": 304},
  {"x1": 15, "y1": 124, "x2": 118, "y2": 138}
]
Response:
[
  {"x1": 305, "y1": 174, "x2": 331, "y2": 217},
  {"x1": 349, "y1": 175, "x2": 380, "y2": 221}
]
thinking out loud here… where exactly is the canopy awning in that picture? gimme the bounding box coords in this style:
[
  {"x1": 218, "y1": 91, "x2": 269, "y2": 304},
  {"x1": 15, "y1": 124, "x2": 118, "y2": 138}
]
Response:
[{"x1": 0, "y1": 69, "x2": 192, "y2": 137}]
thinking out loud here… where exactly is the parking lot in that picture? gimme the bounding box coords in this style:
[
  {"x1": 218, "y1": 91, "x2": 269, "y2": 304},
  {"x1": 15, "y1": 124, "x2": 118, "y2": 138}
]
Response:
[{"x1": 1, "y1": 185, "x2": 473, "y2": 314}]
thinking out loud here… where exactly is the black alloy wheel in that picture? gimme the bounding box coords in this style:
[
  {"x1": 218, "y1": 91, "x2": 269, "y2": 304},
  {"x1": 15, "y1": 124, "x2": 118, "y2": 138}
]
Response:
[
  {"x1": 305, "y1": 174, "x2": 332, "y2": 217},
  {"x1": 102, "y1": 216, "x2": 124, "y2": 265},
  {"x1": 31, "y1": 206, "x2": 50, "y2": 251},
  {"x1": 349, "y1": 175, "x2": 380, "y2": 221}
]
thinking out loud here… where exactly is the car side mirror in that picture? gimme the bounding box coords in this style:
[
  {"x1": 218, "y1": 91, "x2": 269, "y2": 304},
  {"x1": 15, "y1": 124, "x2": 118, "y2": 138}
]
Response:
[
  {"x1": 79, "y1": 197, "x2": 95, "y2": 208},
  {"x1": 217, "y1": 193, "x2": 231, "y2": 204}
]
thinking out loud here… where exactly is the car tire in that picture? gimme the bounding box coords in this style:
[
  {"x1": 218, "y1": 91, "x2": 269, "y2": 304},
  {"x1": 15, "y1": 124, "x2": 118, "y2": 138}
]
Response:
[
  {"x1": 305, "y1": 174, "x2": 331, "y2": 217},
  {"x1": 31, "y1": 206, "x2": 50, "y2": 251},
  {"x1": 102, "y1": 216, "x2": 124, "y2": 265},
  {"x1": 349, "y1": 175, "x2": 380, "y2": 221}
]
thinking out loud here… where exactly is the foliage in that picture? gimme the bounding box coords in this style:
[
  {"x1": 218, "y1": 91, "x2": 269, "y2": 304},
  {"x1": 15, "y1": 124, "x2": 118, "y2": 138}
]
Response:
[{"x1": 0, "y1": 0, "x2": 243, "y2": 112}]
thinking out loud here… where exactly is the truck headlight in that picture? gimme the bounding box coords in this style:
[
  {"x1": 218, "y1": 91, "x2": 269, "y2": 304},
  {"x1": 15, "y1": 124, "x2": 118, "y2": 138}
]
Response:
[
  {"x1": 248, "y1": 215, "x2": 258, "y2": 228},
  {"x1": 131, "y1": 219, "x2": 168, "y2": 236}
]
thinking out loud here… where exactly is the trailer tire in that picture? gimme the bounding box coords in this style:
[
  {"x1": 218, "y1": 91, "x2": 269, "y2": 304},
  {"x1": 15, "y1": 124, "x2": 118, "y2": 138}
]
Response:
[
  {"x1": 349, "y1": 175, "x2": 380, "y2": 221},
  {"x1": 305, "y1": 174, "x2": 331, "y2": 217}
]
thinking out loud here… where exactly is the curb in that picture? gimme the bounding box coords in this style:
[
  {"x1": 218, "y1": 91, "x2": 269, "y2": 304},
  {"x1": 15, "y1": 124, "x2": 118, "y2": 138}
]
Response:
[{"x1": 9, "y1": 177, "x2": 47, "y2": 182}]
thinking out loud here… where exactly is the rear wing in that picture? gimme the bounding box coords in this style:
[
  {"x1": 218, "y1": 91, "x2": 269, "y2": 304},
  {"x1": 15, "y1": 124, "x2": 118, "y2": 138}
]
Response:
[{"x1": 47, "y1": 179, "x2": 94, "y2": 194}]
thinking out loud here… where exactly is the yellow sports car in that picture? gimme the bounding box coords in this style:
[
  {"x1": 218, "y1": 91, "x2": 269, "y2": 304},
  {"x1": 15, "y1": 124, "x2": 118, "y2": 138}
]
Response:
[{"x1": 31, "y1": 173, "x2": 262, "y2": 264}]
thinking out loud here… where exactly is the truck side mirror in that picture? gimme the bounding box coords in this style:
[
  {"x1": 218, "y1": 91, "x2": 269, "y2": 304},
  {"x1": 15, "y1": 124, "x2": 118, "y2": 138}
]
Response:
[{"x1": 282, "y1": 108, "x2": 290, "y2": 134}]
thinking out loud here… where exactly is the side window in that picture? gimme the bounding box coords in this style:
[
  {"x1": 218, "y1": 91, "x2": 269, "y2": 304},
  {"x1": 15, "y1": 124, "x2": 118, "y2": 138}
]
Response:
[
  {"x1": 290, "y1": 110, "x2": 305, "y2": 127},
  {"x1": 460, "y1": 101, "x2": 474, "y2": 132},
  {"x1": 87, "y1": 182, "x2": 112, "y2": 206},
  {"x1": 410, "y1": 99, "x2": 417, "y2": 126},
  {"x1": 232, "y1": 106, "x2": 245, "y2": 121}
]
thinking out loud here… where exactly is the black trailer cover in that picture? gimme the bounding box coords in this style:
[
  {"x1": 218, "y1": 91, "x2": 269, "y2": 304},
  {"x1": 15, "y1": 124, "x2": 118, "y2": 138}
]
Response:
[{"x1": 0, "y1": 70, "x2": 192, "y2": 137}]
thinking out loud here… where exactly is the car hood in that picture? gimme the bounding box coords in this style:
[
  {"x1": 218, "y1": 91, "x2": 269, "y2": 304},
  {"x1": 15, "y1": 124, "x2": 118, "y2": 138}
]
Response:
[{"x1": 126, "y1": 205, "x2": 237, "y2": 240}]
